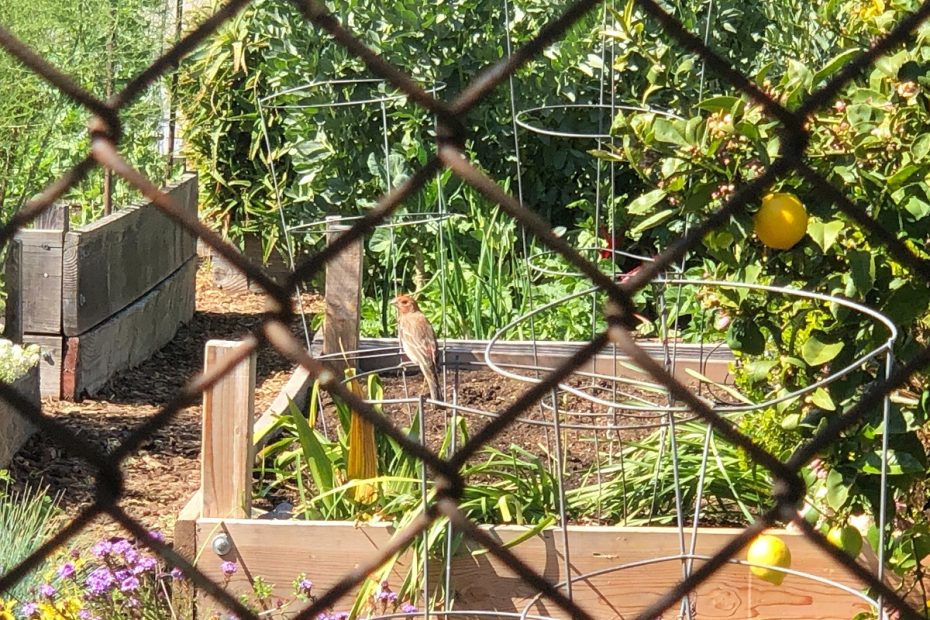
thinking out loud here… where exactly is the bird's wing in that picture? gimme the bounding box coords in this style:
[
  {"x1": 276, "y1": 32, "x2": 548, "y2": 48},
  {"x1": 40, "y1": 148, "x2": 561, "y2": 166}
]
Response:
[{"x1": 401, "y1": 313, "x2": 438, "y2": 368}]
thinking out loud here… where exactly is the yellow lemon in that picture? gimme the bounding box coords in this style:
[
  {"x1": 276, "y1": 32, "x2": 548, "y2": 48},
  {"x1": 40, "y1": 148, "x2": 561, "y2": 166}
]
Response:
[
  {"x1": 746, "y1": 534, "x2": 792, "y2": 585},
  {"x1": 827, "y1": 525, "x2": 863, "y2": 557},
  {"x1": 754, "y1": 192, "x2": 809, "y2": 249}
]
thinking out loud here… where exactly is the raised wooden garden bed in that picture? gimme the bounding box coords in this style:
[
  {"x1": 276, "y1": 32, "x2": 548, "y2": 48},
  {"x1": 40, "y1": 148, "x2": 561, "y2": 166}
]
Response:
[
  {"x1": 3, "y1": 174, "x2": 198, "y2": 399},
  {"x1": 175, "y1": 338, "x2": 878, "y2": 619},
  {"x1": 0, "y1": 363, "x2": 40, "y2": 468}
]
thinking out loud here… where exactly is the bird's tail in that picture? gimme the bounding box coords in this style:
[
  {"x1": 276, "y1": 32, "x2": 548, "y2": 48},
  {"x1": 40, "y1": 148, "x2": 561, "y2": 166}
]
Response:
[{"x1": 424, "y1": 367, "x2": 441, "y2": 402}]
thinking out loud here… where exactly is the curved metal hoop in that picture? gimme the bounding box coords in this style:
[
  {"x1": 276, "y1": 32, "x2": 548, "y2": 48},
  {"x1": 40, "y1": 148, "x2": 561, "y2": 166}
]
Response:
[
  {"x1": 287, "y1": 212, "x2": 460, "y2": 236},
  {"x1": 515, "y1": 103, "x2": 684, "y2": 140},
  {"x1": 517, "y1": 553, "x2": 880, "y2": 620},
  {"x1": 259, "y1": 78, "x2": 448, "y2": 110},
  {"x1": 485, "y1": 279, "x2": 897, "y2": 416}
]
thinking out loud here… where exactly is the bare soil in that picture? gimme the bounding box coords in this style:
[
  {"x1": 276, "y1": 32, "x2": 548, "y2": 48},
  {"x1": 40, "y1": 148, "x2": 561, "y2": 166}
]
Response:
[
  {"x1": 7, "y1": 262, "x2": 321, "y2": 544},
  {"x1": 380, "y1": 368, "x2": 663, "y2": 480}
]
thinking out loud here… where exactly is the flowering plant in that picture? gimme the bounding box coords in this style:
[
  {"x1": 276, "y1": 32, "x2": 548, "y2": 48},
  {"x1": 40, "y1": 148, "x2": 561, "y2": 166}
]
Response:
[
  {"x1": 10, "y1": 531, "x2": 179, "y2": 620},
  {"x1": 0, "y1": 340, "x2": 40, "y2": 384}
]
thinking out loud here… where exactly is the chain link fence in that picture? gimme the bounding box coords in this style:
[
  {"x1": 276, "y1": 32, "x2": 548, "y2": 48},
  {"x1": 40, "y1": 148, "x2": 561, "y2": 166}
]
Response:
[{"x1": 1, "y1": 0, "x2": 930, "y2": 618}]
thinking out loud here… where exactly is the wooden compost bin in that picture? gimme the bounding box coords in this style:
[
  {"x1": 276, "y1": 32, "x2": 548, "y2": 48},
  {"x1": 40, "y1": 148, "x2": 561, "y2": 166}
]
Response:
[
  {"x1": 3, "y1": 174, "x2": 198, "y2": 399},
  {"x1": 0, "y1": 363, "x2": 40, "y2": 467},
  {"x1": 175, "y1": 337, "x2": 876, "y2": 620}
]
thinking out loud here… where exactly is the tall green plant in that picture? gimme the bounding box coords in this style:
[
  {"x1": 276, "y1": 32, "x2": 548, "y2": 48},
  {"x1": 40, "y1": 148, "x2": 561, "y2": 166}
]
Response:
[{"x1": 0, "y1": 475, "x2": 61, "y2": 602}]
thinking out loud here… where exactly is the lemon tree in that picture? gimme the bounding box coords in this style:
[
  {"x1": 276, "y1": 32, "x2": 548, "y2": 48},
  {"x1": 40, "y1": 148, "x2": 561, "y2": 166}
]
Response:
[
  {"x1": 754, "y1": 192, "x2": 809, "y2": 250},
  {"x1": 747, "y1": 534, "x2": 792, "y2": 585}
]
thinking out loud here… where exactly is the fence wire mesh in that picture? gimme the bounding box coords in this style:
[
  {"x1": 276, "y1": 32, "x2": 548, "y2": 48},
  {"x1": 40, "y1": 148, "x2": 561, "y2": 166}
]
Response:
[{"x1": 1, "y1": 0, "x2": 930, "y2": 619}]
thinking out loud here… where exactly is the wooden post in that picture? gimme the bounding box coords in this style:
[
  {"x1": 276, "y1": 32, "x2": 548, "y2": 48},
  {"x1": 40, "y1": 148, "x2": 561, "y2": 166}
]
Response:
[
  {"x1": 201, "y1": 340, "x2": 256, "y2": 519},
  {"x1": 322, "y1": 216, "x2": 363, "y2": 373},
  {"x1": 32, "y1": 202, "x2": 69, "y2": 231}
]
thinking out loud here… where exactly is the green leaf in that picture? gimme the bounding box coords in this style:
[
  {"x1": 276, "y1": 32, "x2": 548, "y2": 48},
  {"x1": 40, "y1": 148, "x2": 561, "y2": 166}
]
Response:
[
  {"x1": 625, "y1": 189, "x2": 667, "y2": 216},
  {"x1": 652, "y1": 118, "x2": 687, "y2": 146},
  {"x1": 810, "y1": 387, "x2": 836, "y2": 411},
  {"x1": 887, "y1": 164, "x2": 921, "y2": 189},
  {"x1": 825, "y1": 469, "x2": 849, "y2": 510},
  {"x1": 912, "y1": 134, "x2": 930, "y2": 161},
  {"x1": 904, "y1": 196, "x2": 930, "y2": 219},
  {"x1": 848, "y1": 250, "x2": 875, "y2": 296},
  {"x1": 812, "y1": 49, "x2": 862, "y2": 85},
  {"x1": 726, "y1": 317, "x2": 766, "y2": 356},
  {"x1": 801, "y1": 333, "x2": 844, "y2": 366},
  {"x1": 882, "y1": 283, "x2": 930, "y2": 325},
  {"x1": 288, "y1": 400, "x2": 335, "y2": 496},
  {"x1": 862, "y1": 450, "x2": 926, "y2": 475},
  {"x1": 631, "y1": 208, "x2": 676, "y2": 236},
  {"x1": 696, "y1": 96, "x2": 744, "y2": 114},
  {"x1": 807, "y1": 218, "x2": 844, "y2": 252}
]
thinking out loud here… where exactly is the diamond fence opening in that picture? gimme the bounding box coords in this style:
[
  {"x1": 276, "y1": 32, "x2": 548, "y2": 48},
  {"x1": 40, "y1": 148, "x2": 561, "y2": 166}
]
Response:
[{"x1": 1, "y1": 1, "x2": 930, "y2": 619}]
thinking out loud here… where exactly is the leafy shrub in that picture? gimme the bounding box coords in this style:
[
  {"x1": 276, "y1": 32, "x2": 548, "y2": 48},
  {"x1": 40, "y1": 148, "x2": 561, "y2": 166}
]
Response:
[
  {"x1": 597, "y1": 0, "x2": 930, "y2": 594},
  {"x1": 0, "y1": 340, "x2": 40, "y2": 384}
]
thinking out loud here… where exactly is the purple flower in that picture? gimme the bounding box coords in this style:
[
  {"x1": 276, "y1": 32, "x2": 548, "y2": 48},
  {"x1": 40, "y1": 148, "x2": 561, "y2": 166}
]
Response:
[
  {"x1": 378, "y1": 590, "x2": 398, "y2": 603},
  {"x1": 39, "y1": 583, "x2": 56, "y2": 598},
  {"x1": 112, "y1": 539, "x2": 133, "y2": 555},
  {"x1": 401, "y1": 602, "x2": 417, "y2": 613},
  {"x1": 170, "y1": 567, "x2": 185, "y2": 580},
  {"x1": 123, "y1": 547, "x2": 140, "y2": 566},
  {"x1": 120, "y1": 576, "x2": 141, "y2": 592},
  {"x1": 133, "y1": 555, "x2": 158, "y2": 574},
  {"x1": 220, "y1": 560, "x2": 237, "y2": 576},
  {"x1": 297, "y1": 578, "x2": 313, "y2": 595},
  {"x1": 91, "y1": 540, "x2": 113, "y2": 558},
  {"x1": 85, "y1": 567, "x2": 116, "y2": 596},
  {"x1": 78, "y1": 610, "x2": 91, "y2": 619},
  {"x1": 21, "y1": 602, "x2": 38, "y2": 617},
  {"x1": 57, "y1": 562, "x2": 76, "y2": 579},
  {"x1": 333, "y1": 613, "x2": 349, "y2": 620},
  {"x1": 114, "y1": 569, "x2": 132, "y2": 583},
  {"x1": 147, "y1": 530, "x2": 165, "y2": 542}
]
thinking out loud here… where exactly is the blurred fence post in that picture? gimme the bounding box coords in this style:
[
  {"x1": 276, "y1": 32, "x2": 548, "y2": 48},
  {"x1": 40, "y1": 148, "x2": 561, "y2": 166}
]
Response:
[{"x1": 322, "y1": 216, "x2": 363, "y2": 374}]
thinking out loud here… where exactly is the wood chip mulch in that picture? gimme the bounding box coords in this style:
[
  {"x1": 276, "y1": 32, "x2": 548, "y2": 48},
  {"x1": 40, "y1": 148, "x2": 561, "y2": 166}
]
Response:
[{"x1": 7, "y1": 263, "x2": 322, "y2": 545}]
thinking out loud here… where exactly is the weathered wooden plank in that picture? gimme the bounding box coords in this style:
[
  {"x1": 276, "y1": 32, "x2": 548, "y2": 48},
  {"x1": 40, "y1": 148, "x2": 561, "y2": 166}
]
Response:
[
  {"x1": 22, "y1": 334, "x2": 63, "y2": 398},
  {"x1": 322, "y1": 218, "x2": 362, "y2": 373},
  {"x1": 16, "y1": 230, "x2": 64, "y2": 334},
  {"x1": 0, "y1": 364, "x2": 40, "y2": 467},
  {"x1": 457, "y1": 525, "x2": 873, "y2": 619},
  {"x1": 61, "y1": 173, "x2": 198, "y2": 336},
  {"x1": 172, "y1": 489, "x2": 202, "y2": 616},
  {"x1": 209, "y1": 235, "x2": 292, "y2": 293},
  {"x1": 71, "y1": 258, "x2": 196, "y2": 398},
  {"x1": 201, "y1": 341, "x2": 256, "y2": 520},
  {"x1": 253, "y1": 364, "x2": 313, "y2": 449},
  {"x1": 31, "y1": 202, "x2": 69, "y2": 231},
  {"x1": 192, "y1": 521, "x2": 874, "y2": 619},
  {"x1": 194, "y1": 519, "x2": 410, "y2": 616},
  {"x1": 312, "y1": 337, "x2": 735, "y2": 384}
]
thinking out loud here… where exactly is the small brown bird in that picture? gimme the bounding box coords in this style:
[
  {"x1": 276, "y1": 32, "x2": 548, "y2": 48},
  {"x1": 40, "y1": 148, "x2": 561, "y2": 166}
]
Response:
[{"x1": 393, "y1": 294, "x2": 441, "y2": 401}]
